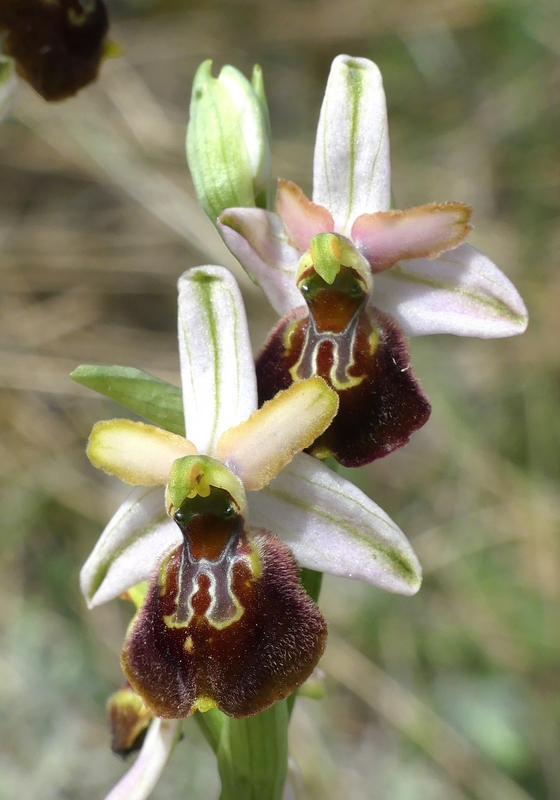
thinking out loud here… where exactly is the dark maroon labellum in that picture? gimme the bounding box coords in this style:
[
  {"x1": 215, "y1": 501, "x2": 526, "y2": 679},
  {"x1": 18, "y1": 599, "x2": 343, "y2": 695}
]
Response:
[
  {"x1": 0, "y1": 0, "x2": 109, "y2": 101},
  {"x1": 257, "y1": 267, "x2": 431, "y2": 467},
  {"x1": 122, "y1": 487, "x2": 327, "y2": 719}
]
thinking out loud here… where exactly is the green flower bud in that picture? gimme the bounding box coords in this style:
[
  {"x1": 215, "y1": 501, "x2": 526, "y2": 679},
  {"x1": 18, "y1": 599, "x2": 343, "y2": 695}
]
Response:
[
  {"x1": 186, "y1": 59, "x2": 272, "y2": 221},
  {"x1": 107, "y1": 684, "x2": 153, "y2": 757}
]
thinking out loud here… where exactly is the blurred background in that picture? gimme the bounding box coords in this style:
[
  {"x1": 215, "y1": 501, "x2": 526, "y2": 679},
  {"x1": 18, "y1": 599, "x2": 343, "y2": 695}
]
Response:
[{"x1": 0, "y1": 0, "x2": 559, "y2": 798}]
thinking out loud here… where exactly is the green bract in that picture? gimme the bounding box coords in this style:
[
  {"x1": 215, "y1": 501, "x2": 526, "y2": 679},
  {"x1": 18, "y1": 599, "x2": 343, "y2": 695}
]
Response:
[{"x1": 186, "y1": 60, "x2": 271, "y2": 220}]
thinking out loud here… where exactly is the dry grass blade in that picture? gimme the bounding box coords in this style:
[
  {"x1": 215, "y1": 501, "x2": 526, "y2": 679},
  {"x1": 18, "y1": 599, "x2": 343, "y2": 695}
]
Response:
[
  {"x1": 323, "y1": 635, "x2": 535, "y2": 800},
  {"x1": 14, "y1": 91, "x2": 239, "y2": 269}
]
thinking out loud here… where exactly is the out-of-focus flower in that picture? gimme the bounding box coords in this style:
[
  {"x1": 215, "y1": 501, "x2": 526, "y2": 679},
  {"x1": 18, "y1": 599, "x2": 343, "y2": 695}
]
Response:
[
  {"x1": 0, "y1": 0, "x2": 111, "y2": 101},
  {"x1": 0, "y1": 54, "x2": 16, "y2": 119},
  {"x1": 186, "y1": 59, "x2": 272, "y2": 220},
  {"x1": 217, "y1": 55, "x2": 528, "y2": 466}
]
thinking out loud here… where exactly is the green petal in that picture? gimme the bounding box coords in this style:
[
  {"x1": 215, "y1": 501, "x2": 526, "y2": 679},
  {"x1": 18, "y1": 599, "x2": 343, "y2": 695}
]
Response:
[
  {"x1": 71, "y1": 364, "x2": 185, "y2": 435},
  {"x1": 87, "y1": 419, "x2": 196, "y2": 485}
]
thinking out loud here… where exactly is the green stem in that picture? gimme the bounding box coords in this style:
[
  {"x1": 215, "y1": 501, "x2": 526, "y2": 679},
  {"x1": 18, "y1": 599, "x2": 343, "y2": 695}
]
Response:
[
  {"x1": 196, "y1": 707, "x2": 225, "y2": 752},
  {"x1": 196, "y1": 702, "x2": 288, "y2": 800},
  {"x1": 195, "y1": 568, "x2": 325, "y2": 796},
  {"x1": 300, "y1": 567, "x2": 323, "y2": 603}
]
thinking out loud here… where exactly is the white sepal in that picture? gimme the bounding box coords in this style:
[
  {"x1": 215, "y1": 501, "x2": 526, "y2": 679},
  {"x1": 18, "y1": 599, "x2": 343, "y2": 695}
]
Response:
[
  {"x1": 313, "y1": 54, "x2": 391, "y2": 234},
  {"x1": 178, "y1": 266, "x2": 257, "y2": 455},
  {"x1": 373, "y1": 243, "x2": 529, "y2": 338},
  {"x1": 80, "y1": 487, "x2": 180, "y2": 608},
  {"x1": 249, "y1": 454, "x2": 422, "y2": 596}
]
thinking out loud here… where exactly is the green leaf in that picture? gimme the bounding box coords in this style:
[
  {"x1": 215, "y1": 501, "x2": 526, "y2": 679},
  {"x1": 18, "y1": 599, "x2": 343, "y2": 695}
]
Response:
[
  {"x1": 215, "y1": 702, "x2": 288, "y2": 800},
  {"x1": 71, "y1": 364, "x2": 185, "y2": 436}
]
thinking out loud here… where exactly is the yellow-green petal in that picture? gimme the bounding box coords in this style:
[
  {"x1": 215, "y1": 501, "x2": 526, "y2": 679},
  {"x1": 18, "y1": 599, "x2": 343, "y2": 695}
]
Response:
[
  {"x1": 87, "y1": 419, "x2": 197, "y2": 485},
  {"x1": 216, "y1": 377, "x2": 339, "y2": 491}
]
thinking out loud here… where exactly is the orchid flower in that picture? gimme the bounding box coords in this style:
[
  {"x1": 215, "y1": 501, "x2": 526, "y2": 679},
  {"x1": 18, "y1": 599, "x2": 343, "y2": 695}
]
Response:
[
  {"x1": 75, "y1": 266, "x2": 421, "y2": 798},
  {"x1": 215, "y1": 55, "x2": 528, "y2": 467}
]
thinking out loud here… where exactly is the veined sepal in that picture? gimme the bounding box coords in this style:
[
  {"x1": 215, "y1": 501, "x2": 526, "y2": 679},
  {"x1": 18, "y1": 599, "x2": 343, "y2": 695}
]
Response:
[{"x1": 313, "y1": 55, "x2": 391, "y2": 233}]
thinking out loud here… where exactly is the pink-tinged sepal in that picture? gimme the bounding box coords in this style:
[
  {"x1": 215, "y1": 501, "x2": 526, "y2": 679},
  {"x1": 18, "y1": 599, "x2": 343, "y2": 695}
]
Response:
[
  {"x1": 275, "y1": 179, "x2": 334, "y2": 252},
  {"x1": 218, "y1": 207, "x2": 303, "y2": 315},
  {"x1": 122, "y1": 487, "x2": 326, "y2": 718}
]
